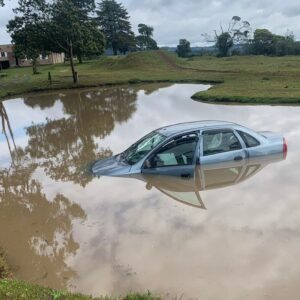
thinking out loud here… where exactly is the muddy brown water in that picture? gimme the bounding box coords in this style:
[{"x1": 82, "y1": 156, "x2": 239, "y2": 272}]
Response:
[{"x1": 0, "y1": 83, "x2": 299, "y2": 300}]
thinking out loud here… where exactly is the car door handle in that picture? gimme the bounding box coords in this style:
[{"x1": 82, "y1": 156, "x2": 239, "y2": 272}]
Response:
[
  {"x1": 234, "y1": 156, "x2": 243, "y2": 161},
  {"x1": 181, "y1": 173, "x2": 191, "y2": 179}
]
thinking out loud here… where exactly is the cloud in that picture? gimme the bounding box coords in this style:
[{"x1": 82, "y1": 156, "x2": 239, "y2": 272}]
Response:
[
  {"x1": 1, "y1": 0, "x2": 300, "y2": 45},
  {"x1": 0, "y1": 0, "x2": 15, "y2": 43}
]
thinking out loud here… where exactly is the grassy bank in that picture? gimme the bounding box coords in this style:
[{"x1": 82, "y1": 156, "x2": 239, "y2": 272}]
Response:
[
  {"x1": 1, "y1": 50, "x2": 300, "y2": 104},
  {"x1": 188, "y1": 55, "x2": 300, "y2": 104},
  {"x1": 0, "y1": 251, "x2": 160, "y2": 300},
  {"x1": 0, "y1": 51, "x2": 219, "y2": 100},
  {"x1": 0, "y1": 280, "x2": 161, "y2": 300}
]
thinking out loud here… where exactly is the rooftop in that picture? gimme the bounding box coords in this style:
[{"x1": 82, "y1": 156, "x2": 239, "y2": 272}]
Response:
[
  {"x1": 0, "y1": 44, "x2": 13, "y2": 52},
  {"x1": 156, "y1": 120, "x2": 237, "y2": 136}
]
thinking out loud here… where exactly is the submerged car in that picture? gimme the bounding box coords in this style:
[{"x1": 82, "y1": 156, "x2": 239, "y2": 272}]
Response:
[{"x1": 92, "y1": 120, "x2": 287, "y2": 178}]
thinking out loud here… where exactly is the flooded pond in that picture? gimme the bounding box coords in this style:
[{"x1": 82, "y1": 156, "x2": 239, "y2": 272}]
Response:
[{"x1": 0, "y1": 83, "x2": 299, "y2": 299}]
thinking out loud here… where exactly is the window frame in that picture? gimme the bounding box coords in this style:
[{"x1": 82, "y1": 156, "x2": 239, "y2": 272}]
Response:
[
  {"x1": 236, "y1": 130, "x2": 261, "y2": 148},
  {"x1": 142, "y1": 131, "x2": 200, "y2": 169},
  {"x1": 201, "y1": 128, "x2": 243, "y2": 157}
]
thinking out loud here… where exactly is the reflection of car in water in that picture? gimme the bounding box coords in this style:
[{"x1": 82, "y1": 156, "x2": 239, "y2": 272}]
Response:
[
  {"x1": 139, "y1": 153, "x2": 285, "y2": 209},
  {"x1": 92, "y1": 120, "x2": 287, "y2": 178}
]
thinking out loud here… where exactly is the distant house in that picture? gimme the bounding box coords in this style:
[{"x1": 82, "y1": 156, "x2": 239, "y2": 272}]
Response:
[{"x1": 0, "y1": 44, "x2": 65, "y2": 69}]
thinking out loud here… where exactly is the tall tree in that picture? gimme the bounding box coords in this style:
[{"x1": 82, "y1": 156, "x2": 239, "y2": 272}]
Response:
[
  {"x1": 204, "y1": 16, "x2": 251, "y2": 57},
  {"x1": 7, "y1": 21, "x2": 47, "y2": 74},
  {"x1": 216, "y1": 32, "x2": 234, "y2": 57},
  {"x1": 136, "y1": 24, "x2": 158, "y2": 51},
  {"x1": 96, "y1": 0, "x2": 134, "y2": 55},
  {"x1": 7, "y1": 0, "x2": 105, "y2": 83},
  {"x1": 7, "y1": 0, "x2": 49, "y2": 74},
  {"x1": 48, "y1": 0, "x2": 105, "y2": 83},
  {"x1": 176, "y1": 39, "x2": 191, "y2": 58},
  {"x1": 250, "y1": 29, "x2": 295, "y2": 56}
]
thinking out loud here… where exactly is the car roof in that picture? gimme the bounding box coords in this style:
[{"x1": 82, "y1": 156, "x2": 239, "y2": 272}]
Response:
[{"x1": 156, "y1": 120, "x2": 237, "y2": 136}]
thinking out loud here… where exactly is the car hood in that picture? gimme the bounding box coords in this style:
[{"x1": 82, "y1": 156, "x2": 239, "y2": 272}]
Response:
[{"x1": 92, "y1": 155, "x2": 131, "y2": 177}]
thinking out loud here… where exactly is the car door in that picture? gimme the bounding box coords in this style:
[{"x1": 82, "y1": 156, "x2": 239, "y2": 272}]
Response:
[
  {"x1": 200, "y1": 129, "x2": 247, "y2": 166},
  {"x1": 141, "y1": 132, "x2": 200, "y2": 179}
]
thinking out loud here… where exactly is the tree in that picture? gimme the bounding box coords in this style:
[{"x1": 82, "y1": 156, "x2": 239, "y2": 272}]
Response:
[
  {"x1": 7, "y1": 0, "x2": 105, "y2": 83},
  {"x1": 48, "y1": 0, "x2": 105, "y2": 83},
  {"x1": 7, "y1": 20, "x2": 48, "y2": 74},
  {"x1": 117, "y1": 31, "x2": 136, "y2": 54},
  {"x1": 7, "y1": 0, "x2": 50, "y2": 74},
  {"x1": 275, "y1": 34, "x2": 294, "y2": 56},
  {"x1": 0, "y1": 0, "x2": 4, "y2": 6},
  {"x1": 216, "y1": 32, "x2": 234, "y2": 57},
  {"x1": 251, "y1": 29, "x2": 274, "y2": 55},
  {"x1": 250, "y1": 29, "x2": 295, "y2": 56},
  {"x1": 136, "y1": 24, "x2": 158, "y2": 51},
  {"x1": 176, "y1": 39, "x2": 191, "y2": 58},
  {"x1": 204, "y1": 16, "x2": 251, "y2": 57},
  {"x1": 96, "y1": 0, "x2": 134, "y2": 55}
]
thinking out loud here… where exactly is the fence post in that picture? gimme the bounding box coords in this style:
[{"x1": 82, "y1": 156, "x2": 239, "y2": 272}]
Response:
[{"x1": 48, "y1": 71, "x2": 52, "y2": 85}]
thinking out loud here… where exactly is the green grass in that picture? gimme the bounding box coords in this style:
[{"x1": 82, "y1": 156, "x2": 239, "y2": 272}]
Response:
[
  {"x1": 0, "y1": 251, "x2": 160, "y2": 300},
  {"x1": 0, "y1": 249, "x2": 10, "y2": 280},
  {"x1": 1, "y1": 50, "x2": 300, "y2": 104},
  {"x1": 186, "y1": 55, "x2": 300, "y2": 104},
  {"x1": 0, "y1": 280, "x2": 161, "y2": 300}
]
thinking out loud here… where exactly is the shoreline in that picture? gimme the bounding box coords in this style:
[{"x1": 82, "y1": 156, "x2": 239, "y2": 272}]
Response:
[
  {"x1": 0, "y1": 78, "x2": 220, "y2": 102},
  {"x1": 2, "y1": 51, "x2": 300, "y2": 105}
]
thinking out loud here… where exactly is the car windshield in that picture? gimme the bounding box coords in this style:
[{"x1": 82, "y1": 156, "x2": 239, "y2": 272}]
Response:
[{"x1": 122, "y1": 131, "x2": 166, "y2": 165}]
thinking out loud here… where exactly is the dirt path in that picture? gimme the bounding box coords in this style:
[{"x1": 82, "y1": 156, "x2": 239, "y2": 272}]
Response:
[
  {"x1": 157, "y1": 51, "x2": 183, "y2": 70},
  {"x1": 157, "y1": 51, "x2": 237, "y2": 74}
]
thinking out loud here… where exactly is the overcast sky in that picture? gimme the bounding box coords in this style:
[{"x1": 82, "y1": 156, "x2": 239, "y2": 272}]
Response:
[{"x1": 1, "y1": 0, "x2": 300, "y2": 46}]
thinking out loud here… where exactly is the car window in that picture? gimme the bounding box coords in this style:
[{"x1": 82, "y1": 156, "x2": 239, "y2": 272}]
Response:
[
  {"x1": 237, "y1": 130, "x2": 260, "y2": 148},
  {"x1": 203, "y1": 130, "x2": 242, "y2": 156},
  {"x1": 123, "y1": 131, "x2": 166, "y2": 165},
  {"x1": 204, "y1": 167, "x2": 242, "y2": 188},
  {"x1": 145, "y1": 133, "x2": 198, "y2": 168}
]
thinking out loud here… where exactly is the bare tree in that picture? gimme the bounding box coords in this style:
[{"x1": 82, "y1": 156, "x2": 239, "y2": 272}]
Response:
[{"x1": 203, "y1": 16, "x2": 251, "y2": 57}]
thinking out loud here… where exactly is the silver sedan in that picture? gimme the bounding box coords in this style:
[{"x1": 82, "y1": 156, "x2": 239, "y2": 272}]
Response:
[{"x1": 92, "y1": 120, "x2": 287, "y2": 178}]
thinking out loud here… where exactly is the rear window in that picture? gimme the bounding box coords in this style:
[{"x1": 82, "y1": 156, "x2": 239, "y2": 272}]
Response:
[{"x1": 237, "y1": 130, "x2": 260, "y2": 148}]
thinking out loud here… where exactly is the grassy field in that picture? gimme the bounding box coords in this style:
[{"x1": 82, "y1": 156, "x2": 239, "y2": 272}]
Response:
[{"x1": 1, "y1": 50, "x2": 300, "y2": 103}]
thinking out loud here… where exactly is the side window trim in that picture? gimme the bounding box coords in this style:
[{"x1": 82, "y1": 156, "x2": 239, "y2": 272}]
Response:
[
  {"x1": 237, "y1": 130, "x2": 261, "y2": 148},
  {"x1": 201, "y1": 128, "x2": 243, "y2": 157},
  {"x1": 142, "y1": 131, "x2": 200, "y2": 169}
]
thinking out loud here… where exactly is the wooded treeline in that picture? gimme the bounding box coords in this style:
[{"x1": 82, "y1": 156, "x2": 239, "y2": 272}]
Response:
[{"x1": 177, "y1": 16, "x2": 300, "y2": 58}]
